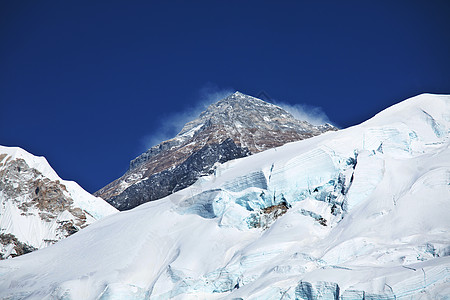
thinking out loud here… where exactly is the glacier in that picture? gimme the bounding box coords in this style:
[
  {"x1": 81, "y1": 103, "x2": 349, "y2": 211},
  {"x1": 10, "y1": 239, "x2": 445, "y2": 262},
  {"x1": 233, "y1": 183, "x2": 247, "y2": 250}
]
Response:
[{"x1": 0, "y1": 93, "x2": 449, "y2": 299}]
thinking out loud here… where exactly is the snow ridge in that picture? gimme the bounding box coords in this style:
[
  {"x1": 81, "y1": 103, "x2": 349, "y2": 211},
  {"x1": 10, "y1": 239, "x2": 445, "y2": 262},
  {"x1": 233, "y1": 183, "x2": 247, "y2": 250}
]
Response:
[
  {"x1": 0, "y1": 146, "x2": 117, "y2": 259},
  {"x1": 0, "y1": 93, "x2": 449, "y2": 299}
]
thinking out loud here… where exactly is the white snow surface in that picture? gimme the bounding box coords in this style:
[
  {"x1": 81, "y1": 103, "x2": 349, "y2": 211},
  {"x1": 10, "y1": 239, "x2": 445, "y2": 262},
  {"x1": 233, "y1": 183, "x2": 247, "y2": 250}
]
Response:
[
  {"x1": 0, "y1": 94, "x2": 449, "y2": 299},
  {"x1": 0, "y1": 146, "x2": 118, "y2": 251}
]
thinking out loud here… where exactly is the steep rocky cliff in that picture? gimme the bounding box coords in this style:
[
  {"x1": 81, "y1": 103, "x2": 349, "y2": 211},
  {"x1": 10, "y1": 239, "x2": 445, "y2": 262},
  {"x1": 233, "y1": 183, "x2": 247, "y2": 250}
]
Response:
[
  {"x1": 96, "y1": 92, "x2": 336, "y2": 210},
  {"x1": 0, "y1": 146, "x2": 117, "y2": 259}
]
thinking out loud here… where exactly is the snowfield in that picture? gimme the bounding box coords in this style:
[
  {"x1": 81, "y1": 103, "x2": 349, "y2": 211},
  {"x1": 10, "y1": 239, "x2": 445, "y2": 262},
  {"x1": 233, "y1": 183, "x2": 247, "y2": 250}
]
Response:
[{"x1": 0, "y1": 93, "x2": 449, "y2": 299}]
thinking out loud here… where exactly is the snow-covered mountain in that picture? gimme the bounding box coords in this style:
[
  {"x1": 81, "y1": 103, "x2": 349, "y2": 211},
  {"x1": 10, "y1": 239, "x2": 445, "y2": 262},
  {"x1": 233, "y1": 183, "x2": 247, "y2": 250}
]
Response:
[
  {"x1": 96, "y1": 91, "x2": 336, "y2": 211},
  {"x1": 0, "y1": 93, "x2": 449, "y2": 299},
  {"x1": 0, "y1": 146, "x2": 118, "y2": 259}
]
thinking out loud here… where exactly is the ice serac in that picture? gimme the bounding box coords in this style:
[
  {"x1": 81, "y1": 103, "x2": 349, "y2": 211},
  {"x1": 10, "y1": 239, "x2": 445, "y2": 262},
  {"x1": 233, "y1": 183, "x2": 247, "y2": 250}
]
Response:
[
  {"x1": 0, "y1": 93, "x2": 449, "y2": 299},
  {"x1": 95, "y1": 91, "x2": 337, "y2": 210},
  {"x1": 0, "y1": 146, "x2": 118, "y2": 259}
]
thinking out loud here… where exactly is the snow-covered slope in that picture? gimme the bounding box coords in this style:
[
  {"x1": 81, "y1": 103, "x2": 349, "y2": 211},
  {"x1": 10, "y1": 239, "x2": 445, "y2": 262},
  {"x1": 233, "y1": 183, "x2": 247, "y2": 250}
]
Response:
[
  {"x1": 0, "y1": 94, "x2": 449, "y2": 299},
  {"x1": 0, "y1": 146, "x2": 118, "y2": 259}
]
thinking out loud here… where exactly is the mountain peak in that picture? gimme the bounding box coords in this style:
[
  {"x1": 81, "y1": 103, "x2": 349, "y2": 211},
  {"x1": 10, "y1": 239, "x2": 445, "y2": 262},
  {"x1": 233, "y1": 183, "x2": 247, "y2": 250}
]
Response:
[
  {"x1": 214, "y1": 91, "x2": 274, "y2": 106},
  {"x1": 226, "y1": 91, "x2": 248, "y2": 98},
  {"x1": 197, "y1": 92, "x2": 293, "y2": 129},
  {"x1": 95, "y1": 92, "x2": 337, "y2": 210}
]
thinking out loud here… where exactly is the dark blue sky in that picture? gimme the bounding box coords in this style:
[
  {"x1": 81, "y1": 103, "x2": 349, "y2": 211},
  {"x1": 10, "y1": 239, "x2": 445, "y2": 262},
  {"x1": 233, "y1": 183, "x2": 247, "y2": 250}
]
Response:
[{"x1": 1, "y1": 1, "x2": 449, "y2": 193}]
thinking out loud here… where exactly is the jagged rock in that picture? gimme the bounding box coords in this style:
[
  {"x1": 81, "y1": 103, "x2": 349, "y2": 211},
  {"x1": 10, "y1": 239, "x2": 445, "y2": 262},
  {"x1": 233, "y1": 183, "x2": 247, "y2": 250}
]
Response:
[
  {"x1": 96, "y1": 91, "x2": 337, "y2": 210},
  {"x1": 248, "y1": 202, "x2": 291, "y2": 229},
  {"x1": 0, "y1": 146, "x2": 118, "y2": 259},
  {"x1": 0, "y1": 233, "x2": 37, "y2": 260}
]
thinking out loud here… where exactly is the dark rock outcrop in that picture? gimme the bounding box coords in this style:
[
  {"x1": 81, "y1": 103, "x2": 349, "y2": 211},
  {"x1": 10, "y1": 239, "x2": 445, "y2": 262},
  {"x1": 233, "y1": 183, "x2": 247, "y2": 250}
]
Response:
[
  {"x1": 0, "y1": 233, "x2": 37, "y2": 260},
  {"x1": 107, "y1": 138, "x2": 249, "y2": 211}
]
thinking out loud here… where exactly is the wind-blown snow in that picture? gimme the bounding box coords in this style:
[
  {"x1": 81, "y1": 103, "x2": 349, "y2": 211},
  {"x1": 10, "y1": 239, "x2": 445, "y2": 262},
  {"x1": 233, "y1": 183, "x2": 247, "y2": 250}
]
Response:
[{"x1": 0, "y1": 94, "x2": 449, "y2": 299}]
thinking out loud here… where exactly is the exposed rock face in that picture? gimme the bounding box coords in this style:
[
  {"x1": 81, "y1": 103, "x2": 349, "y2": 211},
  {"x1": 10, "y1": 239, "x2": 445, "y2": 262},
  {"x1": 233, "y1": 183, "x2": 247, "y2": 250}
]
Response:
[
  {"x1": 0, "y1": 233, "x2": 37, "y2": 259},
  {"x1": 0, "y1": 146, "x2": 117, "y2": 259},
  {"x1": 107, "y1": 138, "x2": 250, "y2": 211},
  {"x1": 96, "y1": 91, "x2": 337, "y2": 210}
]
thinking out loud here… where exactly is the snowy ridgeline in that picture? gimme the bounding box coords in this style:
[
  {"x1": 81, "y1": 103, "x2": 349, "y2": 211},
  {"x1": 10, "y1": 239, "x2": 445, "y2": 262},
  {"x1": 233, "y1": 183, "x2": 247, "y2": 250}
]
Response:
[
  {"x1": 0, "y1": 94, "x2": 449, "y2": 299},
  {"x1": 0, "y1": 146, "x2": 118, "y2": 259}
]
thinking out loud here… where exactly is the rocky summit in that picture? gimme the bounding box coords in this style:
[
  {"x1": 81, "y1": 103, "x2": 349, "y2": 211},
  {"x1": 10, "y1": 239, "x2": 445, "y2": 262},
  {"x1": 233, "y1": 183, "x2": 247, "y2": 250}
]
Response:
[{"x1": 95, "y1": 91, "x2": 337, "y2": 210}]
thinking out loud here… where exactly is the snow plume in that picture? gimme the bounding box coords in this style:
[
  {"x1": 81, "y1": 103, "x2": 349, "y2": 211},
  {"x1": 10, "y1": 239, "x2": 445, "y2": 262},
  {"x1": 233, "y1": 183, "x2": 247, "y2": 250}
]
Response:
[
  {"x1": 256, "y1": 91, "x2": 334, "y2": 126},
  {"x1": 198, "y1": 84, "x2": 235, "y2": 106},
  {"x1": 275, "y1": 102, "x2": 334, "y2": 126},
  {"x1": 141, "y1": 85, "x2": 234, "y2": 150}
]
